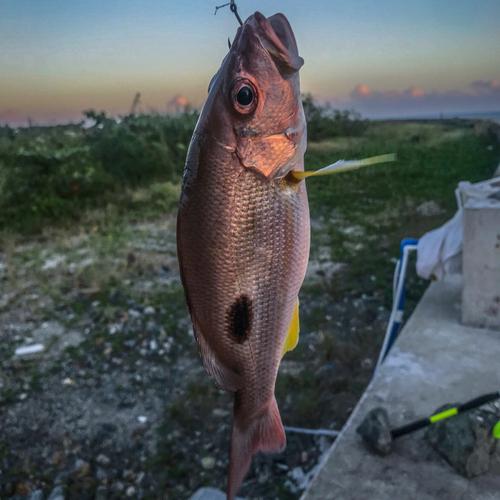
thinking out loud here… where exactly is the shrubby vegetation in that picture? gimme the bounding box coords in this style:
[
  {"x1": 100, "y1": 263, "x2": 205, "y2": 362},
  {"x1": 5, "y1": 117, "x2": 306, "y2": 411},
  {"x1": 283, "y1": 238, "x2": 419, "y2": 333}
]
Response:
[
  {"x1": 302, "y1": 93, "x2": 368, "y2": 140},
  {"x1": 0, "y1": 110, "x2": 198, "y2": 231},
  {"x1": 0, "y1": 95, "x2": 496, "y2": 234}
]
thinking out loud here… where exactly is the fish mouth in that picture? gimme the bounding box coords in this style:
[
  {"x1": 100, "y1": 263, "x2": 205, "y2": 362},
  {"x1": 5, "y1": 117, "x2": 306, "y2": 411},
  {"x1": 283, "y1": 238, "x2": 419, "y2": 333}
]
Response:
[{"x1": 247, "y1": 11, "x2": 304, "y2": 73}]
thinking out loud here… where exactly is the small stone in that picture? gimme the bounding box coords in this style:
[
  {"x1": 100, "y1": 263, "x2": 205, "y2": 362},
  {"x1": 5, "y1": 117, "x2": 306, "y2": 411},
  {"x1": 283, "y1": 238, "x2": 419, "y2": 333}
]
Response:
[
  {"x1": 28, "y1": 490, "x2": 44, "y2": 500},
  {"x1": 62, "y1": 377, "x2": 74, "y2": 386},
  {"x1": 42, "y1": 255, "x2": 66, "y2": 271},
  {"x1": 137, "y1": 415, "x2": 148, "y2": 424},
  {"x1": 189, "y1": 487, "x2": 228, "y2": 500},
  {"x1": 95, "y1": 486, "x2": 108, "y2": 500},
  {"x1": 126, "y1": 486, "x2": 136, "y2": 497},
  {"x1": 144, "y1": 306, "x2": 155, "y2": 315},
  {"x1": 72, "y1": 458, "x2": 90, "y2": 478},
  {"x1": 289, "y1": 466, "x2": 305, "y2": 483},
  {"x1": 416, "y1": 200, "x2": 443, "y2": 216},
  {"x1": 149, "y1": 339, "x2": 158, "y2": 351},
  {"x1": 111, "y1": 481, "x2": 125, "y2": 493},
  {"x1": 361, "y1": 358, "x2": 373, "y2": 370},
  {"x1": 123, "y1": 469, "x2": 134, "y2": 481},
  {"x1": 128, "y1": 309, "x2": 141, "y2": 318},
  {"x1": 96, "y1": 453, "x2": 111, "y2": 466},
  {"x1": 356, "y1": 407, "x2": 392, "y2": 455},
  {"x1": 47, "y1": 485, "x2": 65, "y2": 500},
  {"x1": 315, "y1": 362, "x2": 336, "y2": 379},
  {"x1": 212, "y1": 408, "x2": 229, "y2": 418},
  {"x1": 96, "y1": 467, "x2": 108, "y2": 481},
  {"x1": 201, "y1": 456, "x2": 216, "y2": 469}
]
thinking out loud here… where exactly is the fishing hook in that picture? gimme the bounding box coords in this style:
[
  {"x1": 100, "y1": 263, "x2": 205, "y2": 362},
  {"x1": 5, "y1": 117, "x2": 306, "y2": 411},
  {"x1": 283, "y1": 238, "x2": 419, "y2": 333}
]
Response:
[{"x1": 214, "y1": 0, "x2": 243, "y2": 26}]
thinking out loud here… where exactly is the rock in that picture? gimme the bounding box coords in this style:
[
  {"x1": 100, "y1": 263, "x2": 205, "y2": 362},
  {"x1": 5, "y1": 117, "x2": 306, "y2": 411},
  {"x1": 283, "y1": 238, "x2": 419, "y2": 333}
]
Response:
[
  {"x1": 305, "y1": 259, "x2": 345, "y2": 284},
  {"x1": 201, "y1": 456, "x2": 216, "y2": 469},
  {"x1": 15, "y1": 343, "x2": 45, "y2": 357},
  {"x1": 212, "y1": 408, "x2": 229, "y2": 418},
  {"x1": 72, "y1": 458, "x2": 90, "y2": 478},
  {"x1": 416, "y1": 200, "x2": 443, "y2": 216},
  {"x1": 42, "y1": 254, "x2": 66, "y2": 271},
  {"x1": 111, "y1": 481, "x2": 125, "y2": 494},
  {"x1": 96, "y1": 467, "x2": 108, "y2": 481},
  {"x1": 28, "y1": 490, "x2": 44, "y2": 500},
  {"x1": 356, "y1": 407, "x2": 392, "y2": 455},
  {"x1": 47, "y1": 485, "x2": 65, "y2": 500},
  {"x1": 190, "y1": 487, "x2": 241, "y2": 500},
  {"x1": 96, "y1": 453, "x2": 111, "y2": 466},
  {"x1": 95, "y1": 486, "x2": 108, "y2": 500},
  {"x1": 425, "y1": 403, "x2": 500, "y2": 478},
  {"x1": 361, "y1": 358, "x2": 374, "y2": 370},
  {"x1": 144, "y1": 306, "x2": 155, "y2": 315},
  {"x1": 315, "y1": 362, "x2": 337, "y2": 379},
  {"x1": 126, "y1": 485, "x2": 136, "y2": 497}
]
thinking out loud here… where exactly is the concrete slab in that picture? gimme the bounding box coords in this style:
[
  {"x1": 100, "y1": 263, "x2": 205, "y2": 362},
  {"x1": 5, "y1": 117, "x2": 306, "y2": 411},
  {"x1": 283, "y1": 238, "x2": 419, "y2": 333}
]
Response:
[
  {"x1": 303, "y1": 279, "x2": 500, "y2": 500},
  {"x1": 462, "y1": 200, "x2": 500, "y2": 329}
]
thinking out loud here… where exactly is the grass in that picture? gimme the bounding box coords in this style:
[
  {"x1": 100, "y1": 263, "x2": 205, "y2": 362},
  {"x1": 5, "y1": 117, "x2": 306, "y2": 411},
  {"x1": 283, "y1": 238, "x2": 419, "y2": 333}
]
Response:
[
  {"x1": 1, "y1": 116, "x2": 499, "y2": 498},
  {"x1": 304, "y1": 121, "x2": 498, "y2": 301}
]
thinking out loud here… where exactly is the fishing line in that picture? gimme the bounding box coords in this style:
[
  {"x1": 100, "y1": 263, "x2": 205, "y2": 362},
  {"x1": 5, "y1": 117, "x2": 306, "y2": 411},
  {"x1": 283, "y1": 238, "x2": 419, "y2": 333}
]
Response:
[
  {"x1": 214, "y1": 0, "x2": 243, "y2": 26},
  {"x1": 284, "y1": 426, "x2": 340, "y2": 438}
]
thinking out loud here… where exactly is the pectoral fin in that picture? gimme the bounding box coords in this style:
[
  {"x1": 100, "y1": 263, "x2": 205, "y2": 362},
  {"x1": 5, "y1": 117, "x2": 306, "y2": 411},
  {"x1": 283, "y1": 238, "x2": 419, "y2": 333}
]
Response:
[
  {"x1": 290, "y1": 153, "x2": 396, "y2": 181},
  {"x1": 282, "y1": 299, "x2": 300, "y2": 357}
]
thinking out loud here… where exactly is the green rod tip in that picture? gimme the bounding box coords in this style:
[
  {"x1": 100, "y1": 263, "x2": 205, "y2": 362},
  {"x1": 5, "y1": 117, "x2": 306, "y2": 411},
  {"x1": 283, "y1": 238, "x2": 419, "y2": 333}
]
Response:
[{"x1": 493, "y1": 421, "x2": 500, "y2": 439}]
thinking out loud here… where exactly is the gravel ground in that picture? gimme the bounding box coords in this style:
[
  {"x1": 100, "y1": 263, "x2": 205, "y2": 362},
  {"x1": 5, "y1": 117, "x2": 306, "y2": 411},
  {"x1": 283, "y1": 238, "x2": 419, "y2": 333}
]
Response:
[{"x1": 0, "y1": 215, "x2": 387, "y2": 499}]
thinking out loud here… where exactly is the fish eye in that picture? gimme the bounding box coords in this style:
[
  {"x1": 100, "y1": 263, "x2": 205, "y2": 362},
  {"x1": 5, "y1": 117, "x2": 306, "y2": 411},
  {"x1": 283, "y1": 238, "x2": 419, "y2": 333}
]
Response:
[
  {"x1": 236, "y1": 86, "x2": 253, "y2": 106},
  {"x1": 232, "y1": 80, "x2": 258, "y2": 114}
]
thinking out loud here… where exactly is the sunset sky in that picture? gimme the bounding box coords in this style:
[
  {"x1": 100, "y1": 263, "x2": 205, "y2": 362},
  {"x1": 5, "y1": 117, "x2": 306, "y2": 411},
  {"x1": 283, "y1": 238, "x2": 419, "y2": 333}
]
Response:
[{"x1": 1, "y1": 0, "x2": 500, "y2": 125}]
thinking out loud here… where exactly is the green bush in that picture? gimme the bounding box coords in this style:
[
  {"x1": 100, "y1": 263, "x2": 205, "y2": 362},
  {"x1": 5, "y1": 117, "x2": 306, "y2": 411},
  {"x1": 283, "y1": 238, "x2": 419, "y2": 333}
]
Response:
[
  {"x1": 0, "y1": 129, "x2": 112, "y2": 231},
  {"x1": 83, "y1": 110, "x2": 196, "y2": 185},
  {"x1": 0, "y1": 110, "x2": 198, "y2": 231},
  {"x1": 302, "y1": 93, "x2": 369, "y2": 140}
]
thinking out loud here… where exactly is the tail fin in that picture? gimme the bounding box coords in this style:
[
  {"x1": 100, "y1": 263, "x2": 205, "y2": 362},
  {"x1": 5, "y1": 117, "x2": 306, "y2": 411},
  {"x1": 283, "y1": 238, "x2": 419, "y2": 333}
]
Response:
[{"x1": 227, "y1": 396, "x2": 286, "y2": 500}]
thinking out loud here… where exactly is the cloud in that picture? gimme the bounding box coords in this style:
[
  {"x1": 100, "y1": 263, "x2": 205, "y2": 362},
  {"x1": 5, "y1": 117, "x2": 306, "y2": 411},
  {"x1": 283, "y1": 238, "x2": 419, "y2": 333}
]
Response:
[
  {"x1": 0, "y1": 109, "x2": 25, "y2": 126},
  {"x1": 346, "y1": 79, "x2": 500, "y2": 117},
  {"x1": 352, "y1": 83, "x2": 372, "y2": 98},
  {"x1": 470, "y1": 79, "x2": 500, "y2": 96}
]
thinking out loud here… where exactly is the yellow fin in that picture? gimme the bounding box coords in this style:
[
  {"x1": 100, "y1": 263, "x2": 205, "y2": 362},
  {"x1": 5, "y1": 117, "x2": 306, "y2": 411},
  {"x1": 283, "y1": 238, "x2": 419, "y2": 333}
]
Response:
[
  {"x1": 282, "y1": 299, "x2": 300, "y2": 357},
  {"x1": 291, "y1": 153, "x2": 396, "y2": 181}
]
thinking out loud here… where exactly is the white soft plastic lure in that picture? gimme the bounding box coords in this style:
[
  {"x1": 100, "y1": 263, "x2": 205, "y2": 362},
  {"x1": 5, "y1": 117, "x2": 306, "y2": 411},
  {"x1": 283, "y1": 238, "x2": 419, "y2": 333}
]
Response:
[{"x1": 291, "y1": 153, "x2": 396, "y2": 180}]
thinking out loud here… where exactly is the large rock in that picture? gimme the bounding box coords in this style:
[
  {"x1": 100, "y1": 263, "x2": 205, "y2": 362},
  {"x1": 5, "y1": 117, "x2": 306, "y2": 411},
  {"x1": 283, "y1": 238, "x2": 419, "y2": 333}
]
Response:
[
  {"x1": 425, "y1": 403, "x2": 500, "y2": 478},
  {"x1": 356, "y1": 407, "x2": 392, "y2": 455}
]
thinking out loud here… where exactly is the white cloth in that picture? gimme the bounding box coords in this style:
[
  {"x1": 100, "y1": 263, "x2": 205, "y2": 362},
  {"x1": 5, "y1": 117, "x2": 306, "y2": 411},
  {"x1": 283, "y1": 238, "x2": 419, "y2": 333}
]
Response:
[{"x1": 416, "y1": 210, "x2": 463, "y2": 280}]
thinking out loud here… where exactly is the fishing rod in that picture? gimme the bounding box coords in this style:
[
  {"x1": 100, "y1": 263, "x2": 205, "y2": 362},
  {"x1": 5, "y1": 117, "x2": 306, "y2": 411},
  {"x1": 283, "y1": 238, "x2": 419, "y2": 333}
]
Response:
[
  {"x1": 358, "y1": 390, "x2": 500, "y2": 455},
  {"x1": 390, "y1": 390, "x2": 500, "y2": 440}
]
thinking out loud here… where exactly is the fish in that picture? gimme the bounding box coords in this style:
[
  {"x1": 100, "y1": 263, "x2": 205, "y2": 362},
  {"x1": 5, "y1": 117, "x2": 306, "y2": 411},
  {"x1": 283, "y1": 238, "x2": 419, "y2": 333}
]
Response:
[{"x1": 176, "y1": 11, "x2": 308, "y2": 499}]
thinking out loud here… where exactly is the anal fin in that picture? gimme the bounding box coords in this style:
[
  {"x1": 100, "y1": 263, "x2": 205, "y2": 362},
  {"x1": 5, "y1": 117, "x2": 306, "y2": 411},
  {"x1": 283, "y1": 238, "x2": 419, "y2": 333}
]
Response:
[{"x1": 195, "y1": 324, "x2": 242, "y2": 392}]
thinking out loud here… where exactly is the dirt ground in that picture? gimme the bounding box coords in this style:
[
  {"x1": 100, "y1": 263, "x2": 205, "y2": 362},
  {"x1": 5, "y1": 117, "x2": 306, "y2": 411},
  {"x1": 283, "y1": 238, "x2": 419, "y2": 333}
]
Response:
[{"x1": 0, "y1": 213, "x2": 392, "y2": 500}]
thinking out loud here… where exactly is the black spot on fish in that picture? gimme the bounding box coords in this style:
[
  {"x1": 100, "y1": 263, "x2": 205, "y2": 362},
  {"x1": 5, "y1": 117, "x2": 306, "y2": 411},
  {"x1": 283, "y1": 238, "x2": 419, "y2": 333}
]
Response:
[{"x1": 227, "y1": 295, "x2": 252, "y2": 343}]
